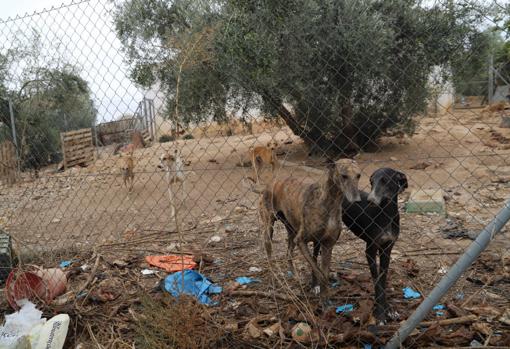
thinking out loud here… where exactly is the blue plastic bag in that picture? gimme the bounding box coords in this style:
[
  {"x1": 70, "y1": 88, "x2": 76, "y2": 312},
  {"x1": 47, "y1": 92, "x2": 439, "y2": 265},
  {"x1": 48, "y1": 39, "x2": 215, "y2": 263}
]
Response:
[
  {"x1": 403, "y1": 287, "x2": 421, "y2": 299},
  {"x1": 164, "y1": 270, "x2": 222, "y2": 305},
  {"x1": 336, "y1": 304, "x2": 354, "y2": 314},
  {"x1": 235, "y1": 276, "x2": 260, "y2": 285}
]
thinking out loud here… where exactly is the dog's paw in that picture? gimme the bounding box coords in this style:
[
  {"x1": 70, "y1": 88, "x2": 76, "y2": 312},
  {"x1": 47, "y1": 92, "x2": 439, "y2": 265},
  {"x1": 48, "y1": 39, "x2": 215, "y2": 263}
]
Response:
[{"x1": 312, "y1": 285, "x2": 321, "y2": 295}]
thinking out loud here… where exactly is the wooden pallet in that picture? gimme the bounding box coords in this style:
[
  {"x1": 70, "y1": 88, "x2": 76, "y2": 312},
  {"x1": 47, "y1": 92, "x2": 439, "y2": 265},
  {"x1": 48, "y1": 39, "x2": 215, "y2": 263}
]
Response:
[
  {"x1": 0, "y1": 141, "x2": 17, "y2": 186},
  {"x1": 61, "y1": 128, "x2": 94, "y2": 170}
]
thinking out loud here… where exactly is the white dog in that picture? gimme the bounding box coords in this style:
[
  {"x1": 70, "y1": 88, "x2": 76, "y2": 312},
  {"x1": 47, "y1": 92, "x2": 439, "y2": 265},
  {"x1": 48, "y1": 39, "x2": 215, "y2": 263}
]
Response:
[{"x1": 158, "y1": 149, "x2": 187, "y2": 219}]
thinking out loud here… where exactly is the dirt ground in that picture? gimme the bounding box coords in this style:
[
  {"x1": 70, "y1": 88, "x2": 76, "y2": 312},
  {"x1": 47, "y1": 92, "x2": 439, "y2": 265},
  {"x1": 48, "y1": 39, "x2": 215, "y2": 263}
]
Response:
[{"x1": 1, "y1": 108, "x2": 510, "y2": 347}]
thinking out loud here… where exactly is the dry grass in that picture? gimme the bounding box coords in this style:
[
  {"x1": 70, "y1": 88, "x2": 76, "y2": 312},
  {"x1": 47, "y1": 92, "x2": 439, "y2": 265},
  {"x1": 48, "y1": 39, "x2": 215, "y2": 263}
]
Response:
[{"x1": 132, "y1": 295, "x2": 226, "y2": 349}]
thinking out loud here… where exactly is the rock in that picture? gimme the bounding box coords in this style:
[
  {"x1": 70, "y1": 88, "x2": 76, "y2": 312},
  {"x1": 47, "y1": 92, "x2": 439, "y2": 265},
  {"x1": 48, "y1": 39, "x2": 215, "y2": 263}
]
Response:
[
  {"x1": 224, "y1": 224, "x2": 237, "y2": 233},
  {"x1": 410, "y1": 161, "x2": 433, "y2": 170},
  {"x1": 210, "y1": 216, "x2": 223, "y2": 223},
  {"x1": 249, "y1": 266, "x2": 262, "y2": 273},
  {"x1": 209, "y1": 235, "x2": 222, "y2": 243},
  {"x1": 234, "y1": 206, "x2": 247, "y2": 214},
  {"x1": 499, "y1": 116, "x2": 510, "y2": 128}
]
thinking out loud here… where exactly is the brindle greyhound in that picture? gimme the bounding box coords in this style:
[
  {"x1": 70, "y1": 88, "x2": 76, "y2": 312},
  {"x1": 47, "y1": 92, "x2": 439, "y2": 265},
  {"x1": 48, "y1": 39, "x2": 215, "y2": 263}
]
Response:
[{"x1": 259, "y1": 158, "x2": 361, "y2": 297}]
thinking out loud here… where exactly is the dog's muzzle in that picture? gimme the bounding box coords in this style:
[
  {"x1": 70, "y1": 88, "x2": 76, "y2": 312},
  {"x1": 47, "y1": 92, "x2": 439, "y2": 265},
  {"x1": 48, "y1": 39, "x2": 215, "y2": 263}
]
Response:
[
  {"x1": 367, "y1": 191, "x2": 382, "y2": 205},
  {"x1": 345, "y1": 190, "x2": 362, "y2": 203}
]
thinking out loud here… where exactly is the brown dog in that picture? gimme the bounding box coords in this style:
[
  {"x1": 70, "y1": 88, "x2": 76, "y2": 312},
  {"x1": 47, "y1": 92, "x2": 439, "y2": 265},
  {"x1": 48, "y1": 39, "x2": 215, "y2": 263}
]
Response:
[
  {"x1": 251, "y1": 140, "x2": 278, "y2": 183},
  {"x1": 120, "y1": 152, "x2": 135, "y2": 191},
  {"x1": 259, "y1": 158, "x2": 361, "y2": 297},
  {"x1": 481, "y1": 101, "x2": 508, "y2": 116}
]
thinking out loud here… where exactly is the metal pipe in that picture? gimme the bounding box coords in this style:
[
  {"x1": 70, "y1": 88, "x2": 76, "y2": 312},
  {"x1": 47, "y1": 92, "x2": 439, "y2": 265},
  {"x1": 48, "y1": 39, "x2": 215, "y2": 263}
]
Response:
[
  {"x1": 8, "y1": 99, "x2": 19, "y2": 168},
  {"x1": 385, "y1": 198, "x2": 510, "y2": 349}
]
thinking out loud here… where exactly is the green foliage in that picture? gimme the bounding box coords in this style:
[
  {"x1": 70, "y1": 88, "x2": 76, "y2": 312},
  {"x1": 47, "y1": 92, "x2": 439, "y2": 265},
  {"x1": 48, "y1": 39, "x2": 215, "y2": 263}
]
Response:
[
  {"x1": 16, "y1": 66, "x2": 97, "y2": 168},
  {"x1": 115, "y1": 0, "x2": 486, "y2": 154},
  {"x1": 0, "y1": 32, "x2": 97, "y2": 169},
  {"x1": 159, "y1": 134, "x2": 175, "y2": 143}
]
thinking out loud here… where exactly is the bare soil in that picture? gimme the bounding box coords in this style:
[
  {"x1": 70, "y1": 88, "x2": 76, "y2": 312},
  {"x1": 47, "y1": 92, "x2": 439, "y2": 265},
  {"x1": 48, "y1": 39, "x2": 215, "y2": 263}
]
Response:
[{"x1": 0, "y1": 109, "x2": 509, "y2": 347}]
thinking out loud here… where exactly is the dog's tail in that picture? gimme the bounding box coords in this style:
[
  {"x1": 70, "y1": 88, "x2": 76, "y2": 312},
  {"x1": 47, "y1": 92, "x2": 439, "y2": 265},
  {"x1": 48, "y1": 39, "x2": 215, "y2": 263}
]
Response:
[{"x1": 242, "y1": 176, "x2": 266, "y2": 194}]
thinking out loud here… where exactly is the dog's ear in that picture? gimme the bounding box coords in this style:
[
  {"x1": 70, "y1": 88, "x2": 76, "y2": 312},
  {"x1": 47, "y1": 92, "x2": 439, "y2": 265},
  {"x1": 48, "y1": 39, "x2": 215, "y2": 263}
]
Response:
[{"x1": 396, "y1": 171, "x2": 408, "y2": 193}]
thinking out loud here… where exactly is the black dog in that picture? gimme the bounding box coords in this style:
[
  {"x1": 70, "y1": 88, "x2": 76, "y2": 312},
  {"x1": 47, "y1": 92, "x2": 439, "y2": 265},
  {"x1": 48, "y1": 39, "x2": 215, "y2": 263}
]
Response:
[{"x1": 341, "y1": 168, "x2": 408, "y2": 323}]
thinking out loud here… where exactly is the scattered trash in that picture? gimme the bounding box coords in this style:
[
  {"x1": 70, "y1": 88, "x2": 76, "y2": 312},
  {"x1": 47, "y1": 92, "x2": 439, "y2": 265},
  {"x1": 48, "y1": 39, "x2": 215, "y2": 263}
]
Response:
[
  {"x1": 363, "y1": 344, "x2": 373, "y2": 349},
  {"x1": 331, "y1": 281, "x2": 341, "y2": 288},
  {"x1": 166, "y1": 242, "x2": 181, "y2": 251},
  {"x1": 6, "y1": 267, "x2": 67, "y2": 309},
  {"x1": 145, "y1": 255, "x2": 197, "y2": 272},
  {"x1": 442, "y1": 230, "x2": 478, "y2": 240},
  {"x1": 244, "y1": 316, "x2": 281, "y2": 339},
  {"x1": 248, "y1": 266, "x2": 262, "y2": 273},
  {"x1": 58, "y1": 259, "x2": 78, "y2": 269},
  {"x1": 235, "y1": 276, "x2": 260, "y2": 285},
  {"x1": 291, "y1": 322, "x2": 317, "y2": 343},
  {"x1": 437, "y1": 266, "x2": 448, "y2": 274},
  {"x1": 245, "y1": 318, "x2": 263, "y2": 339},
  {"x1": 286, "y1": 271, "x2": 294, "y2": 278},
  {"x1": 470, "y1": 339, "x2": 483, "y2": 347},
  {"x1": 141, "y1": 269, "x2": 158, "y2": 275},
  {"x1": 31, "y1": 314, "x2": 69, "y2": 349},
  {"x1": 163, "y1": 270, "x2": 222, "y2": 306},
  {"x1": 403, "y1": 287, "x2": 421, "y2": 299},
  {"x1": 454, "y1": 292, "x2": 464, "y2": 301},
  {"x1": 0, "y1": 300, "x2": 69, "y2": 349},
  {"x1": 209, "y1": 235, "x2": 222, "y2": 243},
  {"x1": 0, "y1": 301, "x2": 45, "y2": 348},
  {"x1": 433, "y1": 304, "x2": 445, "y2": 316},
  {"x1": 336, "y1": 304, "x2": 354, "y2": 314}
]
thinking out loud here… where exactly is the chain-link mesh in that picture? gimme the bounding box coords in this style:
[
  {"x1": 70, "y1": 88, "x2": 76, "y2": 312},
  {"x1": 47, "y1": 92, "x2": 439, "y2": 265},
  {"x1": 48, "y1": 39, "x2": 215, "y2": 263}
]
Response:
[{"x1": 0, "y1": 0, "x2": 509, "y2": 347}]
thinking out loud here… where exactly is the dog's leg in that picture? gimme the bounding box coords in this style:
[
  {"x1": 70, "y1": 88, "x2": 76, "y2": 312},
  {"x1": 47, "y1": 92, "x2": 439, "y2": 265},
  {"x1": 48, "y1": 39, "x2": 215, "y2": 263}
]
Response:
[
  {"x1": 311, "y1": 240, "x2": 320, "y2": 288},
  {"x1": 296, "y1": 228, "x2": 327, "y2": 295},
  {"x1": 376, "y1": 241, "x2": 396, "y2": 323},
  {"x1": 365, "y1": 243, "x2": 378, "y2": 285},
  {"x1": 318, "y1": 240, "x2": 334, "y2": 298},
  {"x1": 286, "y1": 235, "x2": 296, "y2": 277},
  {"x1": 260, "y1": 201, "x2": 275, "y2": 259},
  {"x1": 252, "y1": 156, "x2": 260, "y2": 183}
]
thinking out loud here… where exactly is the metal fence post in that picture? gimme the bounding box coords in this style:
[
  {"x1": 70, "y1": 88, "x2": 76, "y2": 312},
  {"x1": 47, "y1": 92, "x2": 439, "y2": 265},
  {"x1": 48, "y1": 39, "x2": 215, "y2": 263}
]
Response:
[
  {"x1": 385, "y1": 198, "x2": 510, "y2": 349},
  {"x1": 8, "y1": 98, "x2": 19, "y2": 168},
  {"x1": 488, "y1": 54, "x2": 494, "y2": 104}
]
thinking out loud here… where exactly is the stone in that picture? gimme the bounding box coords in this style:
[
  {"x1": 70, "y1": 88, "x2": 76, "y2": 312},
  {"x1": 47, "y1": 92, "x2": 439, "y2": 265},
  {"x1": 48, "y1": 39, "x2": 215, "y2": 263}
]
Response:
[{"x1": 405, "y1": 189, "x2": 446, "y2": 215}]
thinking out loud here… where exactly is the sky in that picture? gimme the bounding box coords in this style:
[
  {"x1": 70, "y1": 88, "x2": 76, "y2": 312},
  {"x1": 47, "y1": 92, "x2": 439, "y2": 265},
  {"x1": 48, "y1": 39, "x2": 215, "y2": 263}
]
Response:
[{"x1": 0, "y1": 0, "x2": 143, "y2": 123}]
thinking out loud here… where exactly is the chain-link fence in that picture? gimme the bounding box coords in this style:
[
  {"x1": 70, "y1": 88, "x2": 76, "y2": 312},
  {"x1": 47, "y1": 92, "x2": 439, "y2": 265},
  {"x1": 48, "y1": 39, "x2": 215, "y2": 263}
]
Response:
[{"x1": 0, "y1": 0, "x2": 509, "y2": 348}]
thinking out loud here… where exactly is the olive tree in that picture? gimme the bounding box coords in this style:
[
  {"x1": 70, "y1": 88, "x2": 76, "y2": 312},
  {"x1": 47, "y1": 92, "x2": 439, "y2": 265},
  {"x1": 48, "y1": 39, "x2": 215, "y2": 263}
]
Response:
[{"x1": 115, "y1": 0, "x2": 486, "y2": 155}]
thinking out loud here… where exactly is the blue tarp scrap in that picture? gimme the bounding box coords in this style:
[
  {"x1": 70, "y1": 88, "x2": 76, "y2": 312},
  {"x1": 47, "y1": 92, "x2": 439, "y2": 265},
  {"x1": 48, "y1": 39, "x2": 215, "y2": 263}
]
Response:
[
  {"x1": 235, "y1": 276, "x2": 260, "y2": 285},
  {"x1": 336, "y1": 304, "x2": 354, "y2": 314},
  {"x1": 403, "y1": 287, "x2": 421, "y2": 299},
  {"x1": 164, "y1": 270, "x2": 222, "y2": 305}
]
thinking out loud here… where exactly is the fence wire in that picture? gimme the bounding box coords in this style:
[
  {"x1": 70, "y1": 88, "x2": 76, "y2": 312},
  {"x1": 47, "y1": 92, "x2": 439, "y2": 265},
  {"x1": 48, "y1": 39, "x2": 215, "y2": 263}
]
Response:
[{"x1": 0, "y1": 0, "x2": 509, "y2": 348}]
